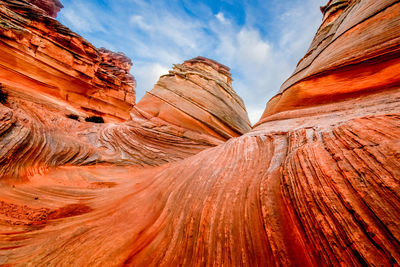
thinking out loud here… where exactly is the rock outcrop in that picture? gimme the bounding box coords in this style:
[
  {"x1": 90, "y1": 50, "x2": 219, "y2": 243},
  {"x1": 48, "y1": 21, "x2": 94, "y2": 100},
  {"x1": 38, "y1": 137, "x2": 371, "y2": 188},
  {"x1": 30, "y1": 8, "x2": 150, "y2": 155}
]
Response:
[
  {"x1": 27, "y1": 0, "x2": 63, "y2": 18},
  {"x1": 0, "y1": 54, "x2": 249, "y2": 180},
  {"x1": 0, "y1": 0, "x2": 136, "y2": 121},
  {"x1": 0, "y1": 3, "x2": 250, "y2": 180},
  {"x1": 136, "y1": 56, "x2": 251, "y2": 140},
  {"x1": 260, "y1": 0, "x2": 400, "y2": 121},
  {"x1": 0, "y1": 0, "x2": 399, "y2": 266}
]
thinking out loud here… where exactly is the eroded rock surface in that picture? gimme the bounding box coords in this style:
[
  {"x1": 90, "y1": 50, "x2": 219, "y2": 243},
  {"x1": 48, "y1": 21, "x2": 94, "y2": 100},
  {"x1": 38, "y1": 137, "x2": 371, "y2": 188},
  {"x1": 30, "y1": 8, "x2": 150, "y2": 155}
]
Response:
[
  {"x1": 136, "y1": 56, "x2": 251, "y2": 140},
  {"x1": 27, "y1": 0, "x2": 63, "y2": 17},
  {"x1": 0, "y1": 54, "x2": 249, "y2": 180},
  {"x1": 0, "y1": 3, "x2": 250, "y2": 180},
  {"x1": 260, "y1": 0, "x2": 400, "y2": 121},
  {"x1": 0, "y1": 0, "x2": 399, "y2": 266},
  {"x1": 0, "y1": 0, "x2": 136, "y2": 121}
]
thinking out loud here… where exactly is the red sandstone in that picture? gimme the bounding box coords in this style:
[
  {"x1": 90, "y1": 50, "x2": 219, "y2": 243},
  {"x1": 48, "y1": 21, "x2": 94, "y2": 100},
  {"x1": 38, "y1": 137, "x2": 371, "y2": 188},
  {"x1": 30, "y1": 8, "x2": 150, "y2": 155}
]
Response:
[
  {"x1": 0, "y1": 0, "x2": 399, "y2": 266},
  {"x1": 0, "y1": 0, "x2": 136, "y2": 122}
]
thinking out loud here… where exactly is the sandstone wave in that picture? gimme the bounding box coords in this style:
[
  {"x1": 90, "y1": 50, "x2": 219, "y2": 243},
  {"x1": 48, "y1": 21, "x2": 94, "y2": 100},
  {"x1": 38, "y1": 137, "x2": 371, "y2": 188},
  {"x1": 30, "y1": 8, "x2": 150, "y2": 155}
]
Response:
[{"x1": 0, "y1": 0, "x2": 399, "y2": 266}]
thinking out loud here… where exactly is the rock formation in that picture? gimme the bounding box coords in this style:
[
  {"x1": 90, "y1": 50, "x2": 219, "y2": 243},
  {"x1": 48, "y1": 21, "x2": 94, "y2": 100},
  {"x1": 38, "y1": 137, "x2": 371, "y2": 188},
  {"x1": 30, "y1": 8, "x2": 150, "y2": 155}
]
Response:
[
  {"x1": 136, "y1": 56, "x2": 251, "y2": 140},
  {"x1": 27, "y1": 0, "x2": 63, "y2": 18},
  {"x1": 0, "y1": 0, "x2": 136, "y2": 121},
  {"x1": 0, "y1": 1, "x2": 250, "y2": 180},
  {"x1": 0, "y1": 0, "x2": 399, "y2": 266},
  {"x1": 260, "y1": 0, "x2": 400, "y2": 120}
]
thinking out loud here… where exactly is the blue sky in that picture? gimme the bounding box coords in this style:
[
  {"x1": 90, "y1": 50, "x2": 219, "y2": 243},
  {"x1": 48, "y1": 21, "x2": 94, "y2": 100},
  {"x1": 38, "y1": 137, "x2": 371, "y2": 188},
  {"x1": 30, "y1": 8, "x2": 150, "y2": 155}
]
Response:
[{"x1": 58, "y1": 0, "x2": 326, "y2": 124}]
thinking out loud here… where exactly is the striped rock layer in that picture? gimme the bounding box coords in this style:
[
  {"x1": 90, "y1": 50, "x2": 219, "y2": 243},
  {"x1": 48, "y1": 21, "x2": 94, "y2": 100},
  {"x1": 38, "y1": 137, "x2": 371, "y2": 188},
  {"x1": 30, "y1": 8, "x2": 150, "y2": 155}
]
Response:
[
  {"x1": 0, "y1": 54, "x2": 251, "y2": 181},
  {"x1": 0, "y1": 0, "x2": 399, "y2": 266},
  {"x1": 0, "y1": 0, "x2": 136, "y2": 121},
  {"x1": 260, "y1": 0, "x2": 400, "y2": 121}
]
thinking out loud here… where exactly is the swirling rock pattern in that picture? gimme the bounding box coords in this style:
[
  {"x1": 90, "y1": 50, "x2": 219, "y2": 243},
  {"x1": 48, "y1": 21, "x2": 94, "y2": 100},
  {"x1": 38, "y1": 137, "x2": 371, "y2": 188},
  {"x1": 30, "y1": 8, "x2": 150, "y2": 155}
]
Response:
[
  {"x1": 0, "y1": 55, "x2": 245, "y2": 179},
  {"x1": 260, "y1": 0, "x2": 400, "y2": 121},
  {"x1": 0, "y1": 0, "x2": 399, "y2": 266}
]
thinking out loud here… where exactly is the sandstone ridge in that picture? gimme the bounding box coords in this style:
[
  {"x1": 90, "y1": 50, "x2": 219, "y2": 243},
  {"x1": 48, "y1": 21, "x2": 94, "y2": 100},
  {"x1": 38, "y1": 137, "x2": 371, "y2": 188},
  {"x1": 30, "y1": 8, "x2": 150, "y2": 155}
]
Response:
[
  {"x1": 136, "y1": 56, "x2": 251, "y2": 140},
  {"x1": 259, "y1": 0, "x2": 400, "y2": 123}
]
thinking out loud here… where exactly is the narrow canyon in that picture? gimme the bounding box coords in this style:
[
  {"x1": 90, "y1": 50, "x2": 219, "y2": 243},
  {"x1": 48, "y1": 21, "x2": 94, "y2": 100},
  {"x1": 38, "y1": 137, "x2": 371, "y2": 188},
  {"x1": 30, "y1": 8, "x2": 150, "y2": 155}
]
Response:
[{"x1": 0, "y1": 0, "x2": 399, "y2": 265}]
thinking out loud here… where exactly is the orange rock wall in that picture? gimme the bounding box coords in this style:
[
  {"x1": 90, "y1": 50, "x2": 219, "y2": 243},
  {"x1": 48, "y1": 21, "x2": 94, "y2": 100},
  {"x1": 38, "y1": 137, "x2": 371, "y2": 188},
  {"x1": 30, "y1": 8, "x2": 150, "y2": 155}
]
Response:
[
  {"x1": 259, "y1": 0, "x2": 400, "y2": 122},
  {"x1": 0, "y1": 0, "x2": 399, "y2": 266},
  {"x1": 0, "y1": 53, "x2": 251, "y2": 180},
  {"x1": 0, "y1": 0, "x2": 136, "y2": 121}
]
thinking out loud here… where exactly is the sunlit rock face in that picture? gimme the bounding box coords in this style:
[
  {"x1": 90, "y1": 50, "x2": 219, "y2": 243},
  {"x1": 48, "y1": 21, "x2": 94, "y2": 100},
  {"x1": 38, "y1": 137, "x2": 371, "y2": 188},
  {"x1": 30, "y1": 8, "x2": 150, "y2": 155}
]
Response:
[
  {"x1": 0, "y1": 53, "x2": 248, "y2": 181},
  {"x1": 0, "y1": 0, "x2": 250, "y2": 182},
  {"x1": 260, "y1": 0, "x2": 400, "y2": 121},
  {"x1": 136, "y1": 56, "x2": 251, "y2": 140},
  {"x1": 0, "y1": 0, "x2": 399, "y2": 266},
  {"x1": 0, "y1": 0, "x2": 136, "y2": 121}
]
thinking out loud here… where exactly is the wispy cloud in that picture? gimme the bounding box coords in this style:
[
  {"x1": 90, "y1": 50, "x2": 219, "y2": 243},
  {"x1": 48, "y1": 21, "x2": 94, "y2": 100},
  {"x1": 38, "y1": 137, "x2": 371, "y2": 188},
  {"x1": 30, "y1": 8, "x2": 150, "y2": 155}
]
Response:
[
  {"x1": 58, "y1": 0, "x2": 326, "y2": 124},
  {"x1": 133, "y1": 62, "x2": 170, "y2": 97},
  {"x1": 61, "y1": 1, "x2": 106, "y2": 32},
  {"x1": 129, "y1": 15, "x2": 152, "y2": 31},
  {"x1": 215, "y1": 12, "x2": 228, "y2": 24}
]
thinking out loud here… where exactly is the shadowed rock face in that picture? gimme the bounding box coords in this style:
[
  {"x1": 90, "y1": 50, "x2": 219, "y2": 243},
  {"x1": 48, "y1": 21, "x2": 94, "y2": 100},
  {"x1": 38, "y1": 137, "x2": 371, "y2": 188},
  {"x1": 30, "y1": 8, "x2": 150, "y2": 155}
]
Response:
[
  {"x1": 0, "y1": 0, "x2": 400, "y2": 266},
  {"x1": 28, "y1": 0, "x2": 63, "y2": 18}
]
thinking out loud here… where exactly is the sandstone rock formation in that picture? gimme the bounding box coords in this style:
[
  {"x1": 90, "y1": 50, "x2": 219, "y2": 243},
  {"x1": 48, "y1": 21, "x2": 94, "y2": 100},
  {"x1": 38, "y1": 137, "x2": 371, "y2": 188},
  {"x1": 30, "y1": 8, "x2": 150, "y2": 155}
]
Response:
[
  {"x1": 260, "y1": 0, "x2": 400, "y2": 121},
  {"x1": 28, "y1": 0, "x2": 63, "y2": 18},
  {"x1": 0, "y1": 54, "x2": 250, "y2": 180},
  {"x1": 0, "y1": 1, "x2": 250, "y2": 180},
  {"x1": 0, "y1": 0, "x2": 399, "y2": 266},
  {"x1": 0, "y1": 0, "x2": 136, "y2": 121},
  {"x1": 136, "y1": 56, "x2": 251, "y2": 140}
]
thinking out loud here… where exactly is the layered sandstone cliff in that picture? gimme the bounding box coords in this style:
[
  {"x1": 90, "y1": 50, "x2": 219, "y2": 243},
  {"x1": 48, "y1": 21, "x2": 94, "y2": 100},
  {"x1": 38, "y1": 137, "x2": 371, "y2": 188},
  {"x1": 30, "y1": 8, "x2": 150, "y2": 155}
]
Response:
[
  {"x1": 136, "y1": 56, "x2": 251, "y2": 140},
  {"x1": 0, "y1": 54, "x2": 250, "y2": 180},
  {"x1": 260, "y1": 0, "x2": 400, "y2": 121},
  {"x1": 0, "y1": 0, "x2": 136, "y2": 121},
  {"x1": 0, "y1": 0, "x2": 399, "y2": 266},
  {"x1": 0, "y1": 1, "x2": 251, "y2": 180}
]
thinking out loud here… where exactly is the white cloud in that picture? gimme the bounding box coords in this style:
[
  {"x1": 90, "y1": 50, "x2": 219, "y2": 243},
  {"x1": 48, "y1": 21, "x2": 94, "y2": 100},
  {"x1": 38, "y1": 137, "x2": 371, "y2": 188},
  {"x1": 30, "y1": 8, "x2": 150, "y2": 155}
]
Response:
[
  {"x1": 236, "y1": 28, "x2": 271, "y2": 68},
  {"x1": 61, "y1": 1, "x2": 106, "y2": 33},
  {"x1": 215, "y1": 12, "x2": 228, "y2": 24},
  {"x1": 129, "y1": 15, "x2": 152, "y2": 31},
  {"x1": 63, "y1": 9, "x2": 92, "y2": 32},
  {"x1": 133, "y1": 63, "x2": 169, "y2": 99}
]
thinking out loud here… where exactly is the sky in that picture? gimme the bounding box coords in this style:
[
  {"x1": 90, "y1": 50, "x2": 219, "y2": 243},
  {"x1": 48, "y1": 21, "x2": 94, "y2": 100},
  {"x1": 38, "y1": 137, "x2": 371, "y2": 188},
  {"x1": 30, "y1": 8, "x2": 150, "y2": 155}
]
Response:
[{"x1": 58, "y1": 0, "x2": 326, "y2": 124}]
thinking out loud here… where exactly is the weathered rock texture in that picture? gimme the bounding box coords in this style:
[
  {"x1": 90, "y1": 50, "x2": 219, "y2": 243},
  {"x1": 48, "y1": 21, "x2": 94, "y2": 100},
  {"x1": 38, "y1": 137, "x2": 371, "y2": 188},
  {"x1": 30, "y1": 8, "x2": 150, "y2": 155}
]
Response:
[
  {"x1": 0, "y1": 1, "x2": 250, "y2": 180},
  {"x1": 0, "y1": 0, "x2": 136, "y2": 121},
  {"x1": 27, "y1": 0, "x2": 63, "y2": 17},
  {"x1": 0, "y1": 0, "x2": 399, "y2": 266},
  {"x1": 0, "y1": 53, "x2": 249, "y2": 180},
  {"x1": 260, "y1": 0, "x2": 400, "y2": 121},
  {"x1": 136, "y1": 56, "x2": 251, "y2": 140}
]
